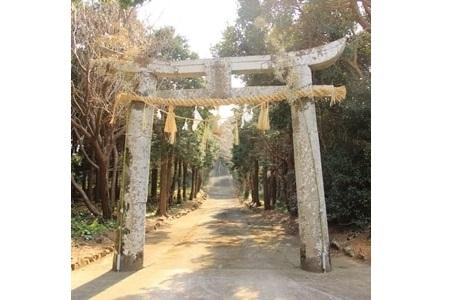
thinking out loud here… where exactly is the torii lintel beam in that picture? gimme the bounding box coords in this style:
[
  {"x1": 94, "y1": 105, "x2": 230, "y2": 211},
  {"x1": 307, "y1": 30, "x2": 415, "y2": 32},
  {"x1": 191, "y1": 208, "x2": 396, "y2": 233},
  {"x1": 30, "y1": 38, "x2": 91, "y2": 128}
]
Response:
[{"x1": 145, "y1": 38, "x2": 346, "y2": 79}]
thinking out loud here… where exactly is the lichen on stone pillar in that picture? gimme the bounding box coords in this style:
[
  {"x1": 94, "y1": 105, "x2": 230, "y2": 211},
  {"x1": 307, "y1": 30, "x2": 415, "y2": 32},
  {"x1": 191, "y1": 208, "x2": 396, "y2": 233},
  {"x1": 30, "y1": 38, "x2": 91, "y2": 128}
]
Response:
[
  {"x1": 205, "y1": 59, "x2": 232, "y2": 99},
  {"x1": 113, "y1": 72, "x2": 156, "y2": 272},
  {"x1": 289, "y1": 65, "x2": 331, "y2": 273}
]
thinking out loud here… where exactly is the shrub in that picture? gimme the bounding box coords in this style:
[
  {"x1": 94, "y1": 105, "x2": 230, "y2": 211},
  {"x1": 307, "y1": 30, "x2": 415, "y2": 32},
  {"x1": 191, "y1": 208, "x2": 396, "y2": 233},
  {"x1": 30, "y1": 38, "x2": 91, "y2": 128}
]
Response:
[{"x1": 71, "y1": 213, "x2": 117, "y2": 240}]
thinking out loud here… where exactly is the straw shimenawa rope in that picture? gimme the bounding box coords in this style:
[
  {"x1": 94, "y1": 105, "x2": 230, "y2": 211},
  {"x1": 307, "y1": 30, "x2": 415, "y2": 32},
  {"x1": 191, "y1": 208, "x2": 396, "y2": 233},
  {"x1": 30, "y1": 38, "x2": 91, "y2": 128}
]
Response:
[{"x1": 110, "y1": 85, "x2": 346, "y2": 125}]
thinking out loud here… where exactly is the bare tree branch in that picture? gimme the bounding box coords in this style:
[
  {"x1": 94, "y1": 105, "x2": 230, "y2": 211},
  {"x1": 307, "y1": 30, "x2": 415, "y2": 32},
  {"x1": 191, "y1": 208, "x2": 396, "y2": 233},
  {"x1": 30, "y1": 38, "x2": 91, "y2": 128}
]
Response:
[
  {"x1": 113, "y1": 126, "x2": 126, "y2": 141},
  {"x1": 351, "y1": 0, "x2": 371, "y2": 32},
  {"x1": 73, "y1": 127, "x2": 99, "y2": 170},
  {"x1": 362, "y1": 0, "x2": 371, "y2": 16},
  {"x1": 71, "y1": 174, "x2": 101, "y2": 216},
  {"x1": 72, "y1": 119, "x2": 91, "y2": 138},
  {"x1": 344, "y1": 49, "x2": 364, "y2": 79}
]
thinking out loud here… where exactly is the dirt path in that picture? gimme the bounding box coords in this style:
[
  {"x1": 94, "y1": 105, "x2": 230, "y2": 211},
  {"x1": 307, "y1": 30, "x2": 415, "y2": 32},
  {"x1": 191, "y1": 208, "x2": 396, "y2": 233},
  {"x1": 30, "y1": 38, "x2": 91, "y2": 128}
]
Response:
[{"x1": 72, "y1": 175, "x2": 370, "y2": 299}]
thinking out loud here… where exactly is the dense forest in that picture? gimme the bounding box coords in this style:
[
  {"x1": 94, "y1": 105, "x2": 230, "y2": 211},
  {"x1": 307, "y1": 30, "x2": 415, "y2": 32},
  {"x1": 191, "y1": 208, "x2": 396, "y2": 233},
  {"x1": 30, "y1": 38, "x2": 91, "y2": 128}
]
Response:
[{"x1": 71, "y1": 0, "x2": 371, "y2": 235}]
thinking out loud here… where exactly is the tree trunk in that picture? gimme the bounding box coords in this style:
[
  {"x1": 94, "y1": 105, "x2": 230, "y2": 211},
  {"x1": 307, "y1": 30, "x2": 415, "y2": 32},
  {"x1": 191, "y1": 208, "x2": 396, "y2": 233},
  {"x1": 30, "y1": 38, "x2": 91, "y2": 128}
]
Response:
[
  {"x1": 98, "y1": 159, "x2": 112, "y2": 219},
  {"x1": 82, "y1": 169, "x2": 88, "y2": 192},
  {"x1": 195, "y1": 169, "x2": 202, "y2": 196},
  {"x1": 286, "y1": 129, "x2": 298, "y2": 216},
  {"x1": 280, "y1": 174, "x2": 287, "y2": 208},
  {"x1": 279, "y1": 160, "x2": 288, "y2": 210},
  {"x1": 252, "y1": 160, "x2": 261, "y2": 207},
  {"x1": 182, "y1": 161, "x2": 187, "y2": 201},
  {"x1": 158, "y1": 154, "x2": 169, "y2": 217},
  {"x1": 157, "y1": 109, "x2": 169, "y2": 216},
  {"x1": 275, "y1": 174, "x2": 280, "y2": 201},
  {"x1": 71, "y1": 174, "x2": 101, "y2": 216},
  {"x1": 176, "y1": 159, "x2": 182, "y2": 204},
  {"x1": 95, "y1": 170, "x2": 101, "y2": 203},
  {"x1": 88, "y1": 165, "x2": 95, "y2": 203},
  {"x1": 167, "y1": 148, "x2": 175, "y2": 206},
  {"x1": 111, "y1": 145, "x2": 119, "y2": 213},
  {"x1": 286, "y1": 169, "x2": 297, "y2": 217},
  {"x1": 170, "y1": 155, "x2": 179, "y2": 205},
  {"x1": 150, "y1": 167, "x2": 158, "y2": 205},
  {"x1": 243, "y1": 173, "x2": 250, "y2": 200},
  {"x1": 270, "y1": 173, "x2": 277, "y2": 209},
  {"x1": 190, "y1": 167, "x2": 196, "y2": 200},
  {"x1": 263, "y1": 165, "x2": 270, "y2": 210}
]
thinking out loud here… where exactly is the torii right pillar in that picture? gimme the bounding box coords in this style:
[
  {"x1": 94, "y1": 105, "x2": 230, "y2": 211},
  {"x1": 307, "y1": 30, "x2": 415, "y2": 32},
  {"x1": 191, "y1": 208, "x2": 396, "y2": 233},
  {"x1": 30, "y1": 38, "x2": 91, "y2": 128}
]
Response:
[
  {"x1": 288, "y1": 38, "x2": 346, "y2": 273},
  {"x1": 290, "y1": 64, "x2": 331, "y2": 272}
]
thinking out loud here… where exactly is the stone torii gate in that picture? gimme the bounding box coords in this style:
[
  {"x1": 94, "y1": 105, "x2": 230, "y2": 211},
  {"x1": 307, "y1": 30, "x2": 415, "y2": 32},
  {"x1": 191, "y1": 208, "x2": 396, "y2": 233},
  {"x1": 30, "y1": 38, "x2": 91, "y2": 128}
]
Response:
[{"x1": 113, "y1": 38, "x2": 346, "y2": 273}]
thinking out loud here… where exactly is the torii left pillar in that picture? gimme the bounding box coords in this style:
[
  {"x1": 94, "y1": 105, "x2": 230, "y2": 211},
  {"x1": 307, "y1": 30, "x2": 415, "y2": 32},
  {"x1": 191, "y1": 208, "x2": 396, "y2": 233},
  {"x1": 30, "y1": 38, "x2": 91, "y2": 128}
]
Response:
[{"x1": 113, "y1": 72, "x2": 156, "y2": 271}]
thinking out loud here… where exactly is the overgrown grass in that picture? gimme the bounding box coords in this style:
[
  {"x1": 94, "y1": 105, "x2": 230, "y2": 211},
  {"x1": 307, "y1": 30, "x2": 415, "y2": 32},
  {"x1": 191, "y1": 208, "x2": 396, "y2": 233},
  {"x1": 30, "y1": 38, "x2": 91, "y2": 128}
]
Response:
[{"x1": 71, "y1": 212, "x2": 117, "y2": 240}]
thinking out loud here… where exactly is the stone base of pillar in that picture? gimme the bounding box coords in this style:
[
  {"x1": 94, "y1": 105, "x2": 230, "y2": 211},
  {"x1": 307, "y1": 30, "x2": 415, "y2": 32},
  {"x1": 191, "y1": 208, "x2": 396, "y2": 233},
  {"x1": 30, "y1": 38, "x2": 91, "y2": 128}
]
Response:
[
  {"x1": 112, "y1": 251, "x2": 143, "y2": 272},
  {"x1": 301, "y1": 255, "x2": 331, "y2": 273}
]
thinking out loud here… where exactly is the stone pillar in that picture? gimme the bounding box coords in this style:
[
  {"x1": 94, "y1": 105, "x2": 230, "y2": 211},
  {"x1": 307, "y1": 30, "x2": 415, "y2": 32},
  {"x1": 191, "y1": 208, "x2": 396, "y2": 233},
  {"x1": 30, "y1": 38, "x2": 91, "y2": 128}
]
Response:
[
  {"x1": 113, "y1": 72, "x2": 156, "y2": 272},
  {"x1": 206, "y1": 59, "x2": 232, "y2": 98},
  {"x1": 290, "y1": 65, "x2": 331, "y2": 272}
]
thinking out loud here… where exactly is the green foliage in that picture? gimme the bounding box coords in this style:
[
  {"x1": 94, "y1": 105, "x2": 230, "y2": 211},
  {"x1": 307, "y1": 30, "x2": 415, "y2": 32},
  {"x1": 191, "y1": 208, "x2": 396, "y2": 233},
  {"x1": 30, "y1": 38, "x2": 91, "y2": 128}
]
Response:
[
  {"x1": 231, "y1": 125, "x2": 259, "y2": 173},
  {"x1": 149, "y1": 26, "x2": 219, "y2": 173},
  {"x1": 215, "y1": 0, "x2": 371, "y2": 226},
  {"x1": 71, "y1": 152, "x2": 85, "y2": 185},
  {"x1": 322, "y1": 146, "x2": 370, "y2": 227},
  {"x1": 155, "y1": 26, "x2": 204, "y2": 91},
  {"x1": 71, "y1": 213, "x2": 117, "y2": 240},
  {"x1": 118, "y1": 0, "x2": 147, "y2": 9}
]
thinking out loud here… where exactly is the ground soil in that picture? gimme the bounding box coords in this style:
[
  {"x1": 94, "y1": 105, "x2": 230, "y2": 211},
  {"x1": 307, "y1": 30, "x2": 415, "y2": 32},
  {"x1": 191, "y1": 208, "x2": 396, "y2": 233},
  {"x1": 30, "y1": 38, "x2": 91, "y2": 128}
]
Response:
[
  {"x1": 245, "y1": 206, "x2": 371, "y2": 264},
  {"x1": 328, "y1": 225, "x2": 371, "y2": 262},
  {"x1": 71, "y1": 192, "x2": 207, "y2": 270},
  {"x1": 72, "y1": 175, "x2": 370, "y2": 299}
]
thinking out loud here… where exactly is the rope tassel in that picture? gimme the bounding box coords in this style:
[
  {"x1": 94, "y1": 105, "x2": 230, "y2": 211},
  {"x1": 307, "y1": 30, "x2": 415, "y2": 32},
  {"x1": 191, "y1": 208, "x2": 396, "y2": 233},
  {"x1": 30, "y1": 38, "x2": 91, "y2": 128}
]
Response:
[
  {"x1": 164, "y1": 105, "x2": 177, "y2": 144},
  {"x1": 257, "y1": 102, "x2": 270, "y2": 131}
]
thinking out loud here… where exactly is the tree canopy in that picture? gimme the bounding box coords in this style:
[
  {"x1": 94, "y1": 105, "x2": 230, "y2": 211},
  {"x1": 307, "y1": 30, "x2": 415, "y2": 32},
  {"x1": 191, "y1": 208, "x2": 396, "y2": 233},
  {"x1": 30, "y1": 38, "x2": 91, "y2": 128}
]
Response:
[
  {"x1": 71, "y1": 0, "x2": 219, "y2": 221},
  {"x1": 213, "y1": 0, "x2": 371, "y2": 226}
]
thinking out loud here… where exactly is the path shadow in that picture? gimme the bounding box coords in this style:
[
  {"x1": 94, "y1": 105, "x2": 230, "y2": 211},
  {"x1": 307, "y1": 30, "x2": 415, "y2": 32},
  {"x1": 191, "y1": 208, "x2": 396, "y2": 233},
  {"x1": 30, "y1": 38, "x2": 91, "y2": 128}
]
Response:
[
  {"x1": 72, "y1": 220, "x2": 171, "y2": 299},
  {"x1": 72, "y1": 270, "x2": 136, "y2": 299},
  {"x1": 111, "y1": 205, "x2": 298, "y2": 299},
  {"x1": 109, "y1": 202, "x2": 370, "y2": 299},
  {"x1": 145, "y1": 227, "x2": 169, "y2": 243}
]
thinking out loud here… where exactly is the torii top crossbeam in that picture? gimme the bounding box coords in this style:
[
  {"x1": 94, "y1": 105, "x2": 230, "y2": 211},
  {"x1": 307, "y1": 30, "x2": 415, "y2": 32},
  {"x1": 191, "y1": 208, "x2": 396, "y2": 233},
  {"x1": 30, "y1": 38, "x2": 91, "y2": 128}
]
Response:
[
  {"x1": 116, "y1": 37, "x2": 347, "y2": 104},
  {"x1": 145, "y1": 37, "x2": 346, "y2": 78}
]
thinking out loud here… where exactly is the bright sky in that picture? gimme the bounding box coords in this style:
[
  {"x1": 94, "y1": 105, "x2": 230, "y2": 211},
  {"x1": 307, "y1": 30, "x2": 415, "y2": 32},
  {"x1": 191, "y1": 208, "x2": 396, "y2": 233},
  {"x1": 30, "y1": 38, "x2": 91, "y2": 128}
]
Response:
[
  {"x1": 138, "y1": 0, "x2": 243, "y2": 120},
  {"x1": 138, "y1": 0, "x2": 238, "y2": 58}
]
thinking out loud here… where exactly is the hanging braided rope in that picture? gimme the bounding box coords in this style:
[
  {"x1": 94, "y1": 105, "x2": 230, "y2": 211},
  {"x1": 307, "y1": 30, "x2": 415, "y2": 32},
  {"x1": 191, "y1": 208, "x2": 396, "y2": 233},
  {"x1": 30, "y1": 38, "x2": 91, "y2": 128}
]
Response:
[{"x1": 110, "y1": 85, "x2": 346, "y2": 124}]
